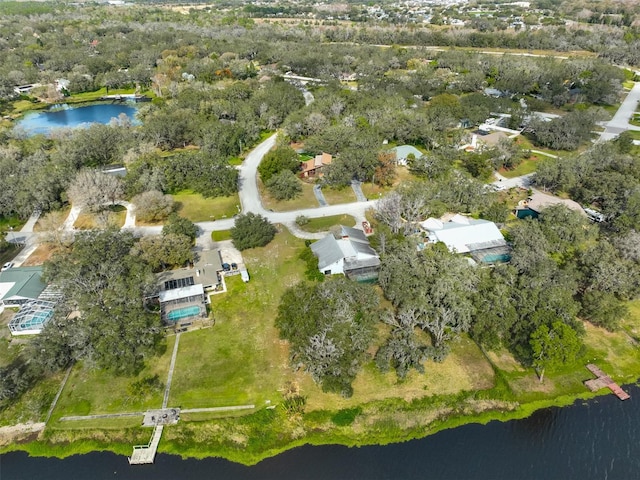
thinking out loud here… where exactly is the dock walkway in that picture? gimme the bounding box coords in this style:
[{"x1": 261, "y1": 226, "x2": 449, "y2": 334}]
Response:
[
  {"x1": 584, "y1": 364, "x2": 630, "y2": 400},
  {"x1": 128, "y1": 425, "x2": 164, "y2": 465}
]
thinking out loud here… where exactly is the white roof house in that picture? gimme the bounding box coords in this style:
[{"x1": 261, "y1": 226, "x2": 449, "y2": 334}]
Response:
[
  {"x1": 311, "y1": 226, "x2": 380, "y2": 278},
  {"x1": 420, "y1": 215, "x2": 506, "y2": 254}
]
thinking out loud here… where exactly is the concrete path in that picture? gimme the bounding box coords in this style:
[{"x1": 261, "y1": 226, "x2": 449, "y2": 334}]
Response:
[
  {"x1": 44, "y1": 366, "x2": 73, "y2": 424},
  {"x1": 20, "y1": 210, "x2": 41, "y2": 233},
  {"x1": 313, "y1": 185, "x2": 328, "y2": 206},
  {"x1": 351, "y1": 180, "x2": 367, "y2": 202},
  {"x1": 10, "y1": 239, "x2": 39, "y2": 267},
  {"x1": 181, "y1": 405, "x2": 255, "y2": 414},
  {"x1": 62, "y1": 205, "x2": 82, "y2": 231},
  {"x1": 530, "y1": 149, "x2": 558, "y2": 159},
  {"x1": 163, "y1": 332, "x2": 181, "y2": 409},
  {"x1": 60, "y1": 412, "x2": 144, "y2": 422},
  {"x1": 600, "y1": 82, "x2": 640, "y2": 142}
]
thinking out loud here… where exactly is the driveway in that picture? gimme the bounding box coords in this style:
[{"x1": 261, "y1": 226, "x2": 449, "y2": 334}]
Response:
[
  {"x1": 600, "y1": 82, "x2": 640, "y2": 142},
  {"x1": 237, "y1": 134, "x2": 277, "y2": 215}
]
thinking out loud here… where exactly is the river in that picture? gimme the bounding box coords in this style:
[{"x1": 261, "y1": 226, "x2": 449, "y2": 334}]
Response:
[
  {"x1": 2, "y1": 385, "x2": 639, "y2": 479},
  {"x1": 15, "y1": 103, "x2": 140, "y2": 135}
]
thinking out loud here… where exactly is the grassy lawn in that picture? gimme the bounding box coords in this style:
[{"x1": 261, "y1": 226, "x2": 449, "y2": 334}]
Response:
[
  {"x1": 74, "y1": 205, "x2": 127, "y2": 230},
  {"x1": 322, "y1": 186, "x2": 356, "y2": 205},
  {"x1": 0, "y1": 372, "x2": 66, "y2": 426},
  {"x1": 625, "y1": 130, "x2": 640, "y2": 141},
  {"x1": 173, "y1": 190, "x2": 240, "y2": 222},
  {"x1": 299, "y1": 214, "x2": 356, "y2": 233},
  {"x1": 169, "y1": 231, "x2": 307, "y2": 409},
  {"x1": 260, "y1": 181, "x2": 319, "y2": 212},
  {"x1": 0, "y1": 215, "x2": 26, "y2": 232},
  {"x1": 499, "y1": 157, "x2": 541, "y2": 178},
  {"x1": 299, "y1": 335, "x2": 495, "y2": 412},
  {"x1": 211, "y1": 230, "x2": 233, "y2": 242},
  {"x1": 50, "y1": 336, "x2": 175, "y2": 421}
]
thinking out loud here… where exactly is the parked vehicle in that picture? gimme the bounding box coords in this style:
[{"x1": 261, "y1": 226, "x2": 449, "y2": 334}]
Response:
[{"x1": 1, "y1": 262, "x2": 14, "y2": 272}]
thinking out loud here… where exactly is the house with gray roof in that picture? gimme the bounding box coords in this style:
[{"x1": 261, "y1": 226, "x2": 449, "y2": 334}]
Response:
[
  {"x1": 310, "y1": 226, "x2": 380, "y2": 282},
  {"x1": 0, "y1": 266, "x2": 47, "y2": 307}
]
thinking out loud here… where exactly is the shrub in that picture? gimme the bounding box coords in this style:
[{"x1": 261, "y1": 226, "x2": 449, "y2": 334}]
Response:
[{"x1": 231, "y1": 213, "x2": 277, "y2": 251}]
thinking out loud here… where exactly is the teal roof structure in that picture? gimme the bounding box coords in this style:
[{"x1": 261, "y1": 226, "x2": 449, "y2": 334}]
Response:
[{"x1": 0, "y1": 266, "x2": 46, "y2": 302}]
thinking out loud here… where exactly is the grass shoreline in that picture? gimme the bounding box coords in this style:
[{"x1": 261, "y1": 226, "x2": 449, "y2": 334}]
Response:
[{"x1": 0, "y1": 378, "x2": 627, "y2": 466}]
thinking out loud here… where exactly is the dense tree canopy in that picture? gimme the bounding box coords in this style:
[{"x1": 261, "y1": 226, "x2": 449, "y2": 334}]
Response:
[
  {"x1": 42, "y1": 229, "x2": 163, "y2": 374},
  {"x1": 276, "y1": 278, "x2": 380, "y2": 397}
]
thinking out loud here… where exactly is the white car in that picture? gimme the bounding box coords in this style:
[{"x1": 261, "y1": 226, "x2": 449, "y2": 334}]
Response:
[{"x1": 1, "y1": 262, "x2": 14, "y2": 272}]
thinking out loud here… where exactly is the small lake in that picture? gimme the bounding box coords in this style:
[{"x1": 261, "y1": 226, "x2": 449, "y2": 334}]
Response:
[
  {"x1": 16, "y1": 103, "x2": 140, "y2": 135},
  {"x1": 3, "y1": 384, "x2": 640, "y2": 480}
]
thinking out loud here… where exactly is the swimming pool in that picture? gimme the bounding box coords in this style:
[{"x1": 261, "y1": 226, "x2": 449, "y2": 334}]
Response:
[
  {"x1": 481, "y1": 253, "x2": 511, "y2": 263},
  {"x1": 166, "y1": 305, "x2": 202, "y2": 322}
]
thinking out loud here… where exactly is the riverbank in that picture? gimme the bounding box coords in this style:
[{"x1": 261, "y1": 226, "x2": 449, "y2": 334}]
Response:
[
  {"x1": 2, "y1": 233, "x2": 639, "y2": 466},
  {"x1": 0, "y1": 381, "x2": 614, "y2": 466}
]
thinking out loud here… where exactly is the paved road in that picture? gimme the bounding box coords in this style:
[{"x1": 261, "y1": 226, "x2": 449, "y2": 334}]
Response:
[
  {"x1": 238, "y1": 134, "x2": 277, "y2": 214},
  {"x1": 600, "y1": 82, "x2": 640, "y2": 142}
]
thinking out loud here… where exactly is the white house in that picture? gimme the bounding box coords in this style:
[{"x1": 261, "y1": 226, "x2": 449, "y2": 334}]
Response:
[
  {"x1": 310, "y1": 226, "x2": 380, "y2": 281},
  {"x1": 420, "y1": 215, "x2": 506, "y2": 254}
]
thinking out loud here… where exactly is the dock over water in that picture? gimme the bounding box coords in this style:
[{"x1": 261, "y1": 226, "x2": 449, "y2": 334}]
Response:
[
  {"x1": 128, "y1": 425, "x2": 164, "y2": 465},
  {"x1": 584, "y1": 364, "x2": 630, "y2": 401}
]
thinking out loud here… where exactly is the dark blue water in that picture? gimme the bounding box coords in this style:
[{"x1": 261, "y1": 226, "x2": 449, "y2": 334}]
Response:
[
  {"x1": 2, "y1": 385, "x2": 639, "y2": 480},
  {"x1": 16, "y1": 103, "x2": 140, "y2": 135}
]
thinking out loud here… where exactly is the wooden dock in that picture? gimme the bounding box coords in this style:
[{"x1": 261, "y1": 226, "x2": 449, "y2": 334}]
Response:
[
  {"x1": 584, "y1": 364, "x2": 630, "y2": 401},
  {"x1": 128, "y1": 425, "x2": 164, "y2": 465}
]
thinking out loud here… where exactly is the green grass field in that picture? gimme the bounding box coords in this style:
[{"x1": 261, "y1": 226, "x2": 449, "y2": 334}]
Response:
[
  {"x1": 260, "y1": 181, "x2": 319, "y2": 212},
  {"x1": 299, "y1": 214, "x2": 356, "y2": 233},
  {"x1": 211, "y1": 230, "x2": 233, "y2": 242},
  {"x1": 322, "y1": 186, "x2": 356, "y2": 205},
  {"x1": 173, "y1": 190, "x2": 240, "y2": 222},
  {"x1": 50, "y1": 337, "x2": 175, "y2": 421}
]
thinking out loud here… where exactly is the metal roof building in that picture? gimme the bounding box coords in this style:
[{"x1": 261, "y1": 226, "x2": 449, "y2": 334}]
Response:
[
  {"x1": 420, "y1": 215, "x2": 507, "y2": 254},
  {"x1": 0, "y1": 267, "x2": 47, "y2": 307}
]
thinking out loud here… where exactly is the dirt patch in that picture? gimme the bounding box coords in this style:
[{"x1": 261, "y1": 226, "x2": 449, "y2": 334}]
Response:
[
  {"x1": 21, "y1": 244, "x2": 59, "y2": 266},
  {"x1": 0, "y1": 422, "x2": 45, "y2": 447}
]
